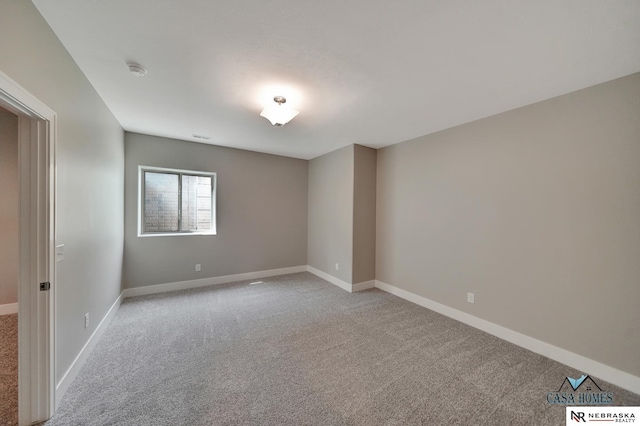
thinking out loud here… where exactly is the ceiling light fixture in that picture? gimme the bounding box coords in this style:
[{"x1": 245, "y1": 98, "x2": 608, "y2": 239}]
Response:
[
  {"x1": 260, "y1": 96, "x2": 299, "y2": 127},
  {"x1": 127, "y1": 63, "x2": 147, "y2": 77}
]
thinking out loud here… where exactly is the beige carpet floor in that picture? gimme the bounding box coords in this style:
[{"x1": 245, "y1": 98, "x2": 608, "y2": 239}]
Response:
[
  {"x1": 45, "y1": 273, "x2": 640, "y2": 425},
  {"x1": 0, "y1": 313, "x2": 18, "y2": 426}
]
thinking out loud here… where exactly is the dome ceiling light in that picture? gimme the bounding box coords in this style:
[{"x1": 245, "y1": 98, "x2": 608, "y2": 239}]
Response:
[{"x1": 260, "y1": 96, "x2": 299, "y2": 127}]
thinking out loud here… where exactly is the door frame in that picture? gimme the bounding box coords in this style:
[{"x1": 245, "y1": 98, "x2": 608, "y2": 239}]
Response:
[{"x1": 0, "y1": 70, "x2": 56, "y2": 425}]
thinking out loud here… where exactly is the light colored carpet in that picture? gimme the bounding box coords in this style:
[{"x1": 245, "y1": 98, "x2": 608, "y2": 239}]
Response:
[
  {"x1": 0, "y1": 313, "x2": 18, "y2": 426},
  {"x1": 45, "y1": 272, "x2": 639, "y2": 425}
]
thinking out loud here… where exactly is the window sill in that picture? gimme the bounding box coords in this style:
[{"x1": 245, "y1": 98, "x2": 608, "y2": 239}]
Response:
[{"x1": 137, "y1": 232, "x2": 217, "y2": 238}]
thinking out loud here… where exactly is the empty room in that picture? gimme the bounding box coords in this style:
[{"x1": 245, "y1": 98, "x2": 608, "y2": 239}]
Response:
[{"x1": 0, "y1": 1, "x2": 639, "y2": 425}]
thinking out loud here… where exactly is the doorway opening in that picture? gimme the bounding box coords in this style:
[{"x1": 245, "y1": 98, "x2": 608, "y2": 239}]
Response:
[
  {"x1": 0, "y1": 105, "x2": 19, "y2": 424},
  {"x1": 0, "y1": 71, "x2": 56, "y2": 425}
]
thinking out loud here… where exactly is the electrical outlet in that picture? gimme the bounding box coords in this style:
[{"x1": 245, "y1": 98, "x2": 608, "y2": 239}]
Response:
[
  {"x1": 335, "y1": 263, "x2": 339, "y2": 270},
  {"x1": 84, "y1": 313, "x2": 89, "y2": 329},
  {"x1": 195, "y1": 264, "x2": 201, "y2": 272},
  {"x1": 467, "y1": 293, "x2": 475, "y2": 304}
]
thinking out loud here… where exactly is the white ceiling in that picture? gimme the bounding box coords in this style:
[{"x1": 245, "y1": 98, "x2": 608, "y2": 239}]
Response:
[{"x1": 33, "y1": 0, "x2": 640, "y2": 160}]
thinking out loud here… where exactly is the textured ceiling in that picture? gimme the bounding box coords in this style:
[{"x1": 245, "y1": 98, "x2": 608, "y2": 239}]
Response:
[{"x1": 33, "y1": 0, "x2": 640, "y2": 159}]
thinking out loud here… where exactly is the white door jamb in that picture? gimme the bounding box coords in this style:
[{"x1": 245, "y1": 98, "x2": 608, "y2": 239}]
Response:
[{"x1": 0, "y1": 70, "x2": 57, "y2": 425}]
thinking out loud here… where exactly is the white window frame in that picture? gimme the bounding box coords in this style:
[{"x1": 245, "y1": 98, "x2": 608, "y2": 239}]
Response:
[{"x1": 138, "y1": 165, "x2": 217, "y2": 237}]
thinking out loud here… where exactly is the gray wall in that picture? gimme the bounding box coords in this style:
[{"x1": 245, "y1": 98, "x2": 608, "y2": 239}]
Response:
[
  {"x1": 376, "y1": 73, "x2": 640, "y2": 376},
  {"x1": 308, "y1": 145, "x2": 354, "y2": 283},
  {"x1": 0, "y1": 107, "x2": 18, "y2": 306},
  {"x1": 0, "y1": 0, "x2": 125, "y2": 384},
  {"x1": 352, "y1": 145, "x2": 377, "y2": 284},
  {"x1": 123, "y1": 132, "x2": 308, "y2": 288},
  {"x1": 308, "y1": 144, "x2": 377, "y2": 285}
]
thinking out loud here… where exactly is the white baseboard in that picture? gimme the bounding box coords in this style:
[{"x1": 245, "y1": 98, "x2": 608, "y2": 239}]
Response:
[
  {"x1": 306, "y1": 267, "x2": 375, "y2": 293},
  {"x1": 0, "y1": 303, "x2": 18, "y2": 315},
  {"x1": 55, "y1": 293, "x2": 123, "y2": 406},
  {"x1": 307, "y1": 266, "x2": 352, "y2": 292},
  {"x1": 374, "y1": 280, "x2": 640, "y2": 395},
  {"x1": 352, "y1": 280, "x2": 376, "y2": 292},
  {"x1": 122, "y1": 265, "x2": 308, "y2": 298}
]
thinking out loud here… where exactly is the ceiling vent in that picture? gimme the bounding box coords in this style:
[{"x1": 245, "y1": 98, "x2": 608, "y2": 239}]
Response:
[{"x1": 192, "y1": 134, "x2": 212, "y2": 140}]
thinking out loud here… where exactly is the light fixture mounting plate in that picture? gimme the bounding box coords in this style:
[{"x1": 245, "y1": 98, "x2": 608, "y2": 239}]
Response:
[{"x1": 273, "y1": 96, "x2": 286, "y2": 105}]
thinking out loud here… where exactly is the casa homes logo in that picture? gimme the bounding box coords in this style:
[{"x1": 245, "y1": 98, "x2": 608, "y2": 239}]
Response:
[
  {"x1": 566, "y1": 406, "x2": 640, "y2": 424},
  {"x1": 547, "y1": 374, "x2": 614, "y2": 405}
]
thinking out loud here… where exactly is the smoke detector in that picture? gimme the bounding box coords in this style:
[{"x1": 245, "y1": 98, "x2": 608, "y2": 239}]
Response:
[{"x1": 127, "y1": 63, "x2": 147, "y2": 77}]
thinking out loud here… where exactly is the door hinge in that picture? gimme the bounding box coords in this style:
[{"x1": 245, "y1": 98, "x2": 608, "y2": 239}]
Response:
[{"x1": 40, "y1": 281, "x2": 51, "y2": 291}]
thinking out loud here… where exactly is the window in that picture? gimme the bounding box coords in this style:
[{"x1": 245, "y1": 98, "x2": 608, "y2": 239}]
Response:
[{"x1": 138, "y1": 166, "x2": 216, "y2": 236}]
